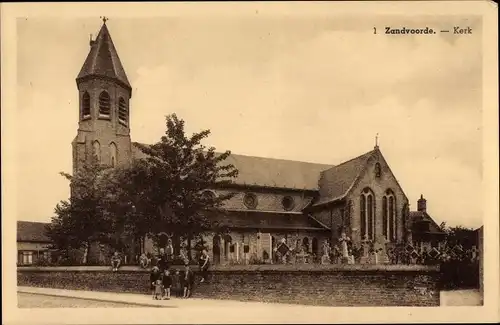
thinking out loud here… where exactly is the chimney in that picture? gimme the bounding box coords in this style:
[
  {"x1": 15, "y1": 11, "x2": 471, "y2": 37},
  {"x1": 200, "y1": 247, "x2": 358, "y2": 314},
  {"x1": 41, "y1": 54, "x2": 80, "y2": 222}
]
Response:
[{"x1": 417, "y1": 194, "x2": 427, "y2": 212}]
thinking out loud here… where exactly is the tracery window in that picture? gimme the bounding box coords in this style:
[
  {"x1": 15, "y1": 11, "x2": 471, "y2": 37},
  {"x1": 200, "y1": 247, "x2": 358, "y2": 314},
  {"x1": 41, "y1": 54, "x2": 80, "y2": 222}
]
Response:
[
  {"x1": 383, "y1": 189, "x2": 397, "y2": 241},
  {"x1": 360, "y1": 188, "x2": 375, "y2": 240}
]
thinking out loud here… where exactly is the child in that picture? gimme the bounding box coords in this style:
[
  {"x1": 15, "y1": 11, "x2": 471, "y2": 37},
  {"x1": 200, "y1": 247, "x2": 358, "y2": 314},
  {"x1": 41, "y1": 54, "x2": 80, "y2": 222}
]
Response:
[
  {"x1": 111, "y1": 252, "x2": 121, "y2": 272},
  {"x1": 162, "y1": 269, "x2": 172, "y2": 300},
  {"x1": 150, "y1": 266, "x2": 161, "y2": 298},
  {"x1": 172, "y1": 269, "x2": 182, "y2": 297},
  {"x1": 153, "y1": 279, "x2": 163, "y2": 300},
  {"x1": 183, "y1": 264, "x2": 195, "y2": 298},
  {"x1": 139, "y1": 253, "x2": 150, "y2": 269}
]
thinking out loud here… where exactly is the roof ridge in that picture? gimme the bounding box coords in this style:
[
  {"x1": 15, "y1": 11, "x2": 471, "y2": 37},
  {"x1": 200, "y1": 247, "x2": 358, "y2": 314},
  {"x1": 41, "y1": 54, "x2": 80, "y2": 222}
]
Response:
[
  {"x1": 17, "y1": 220, "x2": 50, "y2": 225},
  {"x1": 133, "y1": 142, "x2": 334, "y2": 166}
]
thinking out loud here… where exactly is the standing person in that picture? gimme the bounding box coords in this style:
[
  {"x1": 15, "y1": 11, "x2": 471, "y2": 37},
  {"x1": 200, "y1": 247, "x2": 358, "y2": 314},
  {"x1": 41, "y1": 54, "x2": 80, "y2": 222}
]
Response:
[
  {"x1": 153, "y1": 279, "x2": 163, "y2": 300},
  {"x1": 199, "y1": 249, "x2": 210, "y2": 283},
  {"x1": 166, "y1": 239, "x2": 174, "y2": 262},
  {"x1": 149, "y1": 266, "x2": 161, "y2": 299},
  {"x1": 111, "y1": 251, "x2": 121, "y2": 272},
  {"x1": 157, "y1": 248, "x2": 168, "y2": 273},
  {"x1": 172, "y1": 270, "x2": 182, "y2": 297},
  {"x1": 183, "y1": 264, "x2": 195, "y2": 298},
  {"x1": 162, "y1": 269, "x2": 172, "y2": 300}
]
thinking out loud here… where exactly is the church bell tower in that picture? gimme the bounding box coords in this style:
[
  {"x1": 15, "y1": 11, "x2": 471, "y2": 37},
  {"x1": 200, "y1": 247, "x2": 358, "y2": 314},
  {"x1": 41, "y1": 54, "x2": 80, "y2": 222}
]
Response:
[{"x1": 72, "y1": 18, "x2": 132, "y2": 173}]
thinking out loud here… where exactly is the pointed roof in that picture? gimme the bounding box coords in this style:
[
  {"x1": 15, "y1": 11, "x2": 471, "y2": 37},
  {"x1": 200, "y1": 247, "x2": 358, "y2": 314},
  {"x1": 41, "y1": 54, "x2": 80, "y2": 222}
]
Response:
[
  {"x1": 313, "y1": 149, "x2": 377, "y2": 206},
  {"x1": 76, "y1": 22, "x2": 131, "y2": 91}
]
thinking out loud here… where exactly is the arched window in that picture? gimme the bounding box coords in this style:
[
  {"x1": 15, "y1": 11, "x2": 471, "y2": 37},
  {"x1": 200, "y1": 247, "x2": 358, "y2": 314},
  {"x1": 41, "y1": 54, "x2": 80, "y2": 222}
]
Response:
[
  {"x1": 389, "y1": 196, "x2": 395, "y2": 241},
  {"x1": 92, "y1": 140, "x2": 101, "y2": 163},
  {"x1": 302, "y1": 237, "x2": 310, "y2": 252},
  {"x1": 109, "y1": 142, "x2": 117, "y2": 168},
  {"x1": 82, "y1": 92, "x2": 91, "y2": 118},
  {"x1": 383, "y1": 189, "x2": 396, "y2": 242},
  {"x1": 312, "y1": 237, "x2": 318, "y2": 256},
  {"x1": 118, "y1": 97, "x2": 128, "y2": 125},
  {"x1": 98, "y1": 91, "x2": 111, "y2": 117},
  {"x1": 382, "y1": 196, "x2": 388, "y2": 239},
  {"x1": 224, "y1": 234, "x2": 232, "y2": 260},
  {"x1": 360, "y1": 195, "x2": 366, "y2": 239},
  {"x1": 360, "y1": 188, "x2": 375, "y2": 240}
]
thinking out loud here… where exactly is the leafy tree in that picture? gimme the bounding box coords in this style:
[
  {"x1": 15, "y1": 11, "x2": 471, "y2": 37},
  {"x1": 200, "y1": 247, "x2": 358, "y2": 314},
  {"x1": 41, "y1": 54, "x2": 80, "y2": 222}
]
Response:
[
  {"x1": 45, "y1": 155, "x2": 112, "y2": 264},
  {"x1": 439, "y1": 222, "x2": 477, "y2": 249},
  {"x1": 100, "y1": 159, "x2": 161, "y2": 254},
  {"x1": 131, "y1": 114, "x2": 239, "y2": 256}
]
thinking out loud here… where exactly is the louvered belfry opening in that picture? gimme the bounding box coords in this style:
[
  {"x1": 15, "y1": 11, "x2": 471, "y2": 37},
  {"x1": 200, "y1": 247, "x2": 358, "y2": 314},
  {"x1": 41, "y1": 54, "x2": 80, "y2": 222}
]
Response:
[
  {"x1": 118, "y1": 97, "x2": 127, "y2": 125},
  {"x1": 99, "y1": 91, "x2": 111, "y2": 116},
  {"x1": 82, "y1": 92, "x2": 91, "y2": 118}
]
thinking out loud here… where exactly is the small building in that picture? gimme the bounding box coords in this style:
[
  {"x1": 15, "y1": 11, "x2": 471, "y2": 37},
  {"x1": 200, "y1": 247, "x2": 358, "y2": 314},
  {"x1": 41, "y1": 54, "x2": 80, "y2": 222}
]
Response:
[
  {"x1": 408, "y1": 195, "x2": 446, "y2": 250},
  {"x1": 17, "y1": 221, "x2": 52, "y2": 266}
]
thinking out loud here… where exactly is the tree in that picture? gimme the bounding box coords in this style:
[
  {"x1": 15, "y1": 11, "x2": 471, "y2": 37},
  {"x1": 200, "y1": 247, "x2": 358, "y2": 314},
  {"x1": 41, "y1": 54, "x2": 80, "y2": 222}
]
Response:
[
  {"x1": 131, "y1": 114, "x2": 239, "y2": 256},
  {"x1": 45, "y1": 155, "x2": 113, "y2": 264},
  {"x1": 439, "y1": 222, "x2": 477, "y2": 249}
]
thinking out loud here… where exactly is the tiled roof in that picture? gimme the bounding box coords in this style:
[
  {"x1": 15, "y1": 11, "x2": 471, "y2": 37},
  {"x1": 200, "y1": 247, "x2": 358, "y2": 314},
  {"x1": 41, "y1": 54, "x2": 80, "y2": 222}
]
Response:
[
  {"x1": 314, "y1": 150, "x2": 376, "y2": 206},
  {"x1": 220, "y1": 153, "x2": 332, "y2": 190},
  {"x1": 213, "y1": 211, "x2": 329, "y2": 231},
  {"x1": 17, "y1": 221, "x2": 51, "y2": 243},
  {"x1": 76, "y1": 23, "x2": 131, "y2": 90},
  {"x1": 408, "y1": 211, "x2": 444, "y2": 234},
  {"x1": 132, "y1": 143, "x2": 333, "y2": 190}
]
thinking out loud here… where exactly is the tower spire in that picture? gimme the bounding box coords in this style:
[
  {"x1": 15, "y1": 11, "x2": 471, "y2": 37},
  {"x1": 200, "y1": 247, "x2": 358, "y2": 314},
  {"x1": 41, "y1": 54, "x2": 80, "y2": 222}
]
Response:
[
  {"x1": 101, "y1": 16, "x2": 108, "y2": 25},
  {"x1": 374, "y1": 133, "x2": 379, "y2": 149}
]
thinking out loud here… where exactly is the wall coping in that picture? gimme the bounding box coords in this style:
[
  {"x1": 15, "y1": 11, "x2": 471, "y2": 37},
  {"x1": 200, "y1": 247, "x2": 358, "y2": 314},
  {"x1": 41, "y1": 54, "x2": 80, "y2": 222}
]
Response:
[{"x1": 17, "y1": 264, "x2": 439, "y2": 273}]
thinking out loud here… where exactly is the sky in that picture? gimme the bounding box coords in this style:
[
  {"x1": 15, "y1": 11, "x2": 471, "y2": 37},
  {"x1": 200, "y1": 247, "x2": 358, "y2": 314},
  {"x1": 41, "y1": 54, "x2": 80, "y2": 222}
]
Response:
[{"x1": 15, "y1": 15, "x2": 483, "y2": 228}]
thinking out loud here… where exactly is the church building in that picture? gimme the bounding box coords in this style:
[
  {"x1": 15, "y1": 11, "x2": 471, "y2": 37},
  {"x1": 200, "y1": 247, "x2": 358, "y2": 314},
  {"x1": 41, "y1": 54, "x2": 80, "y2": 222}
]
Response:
[{"x1": 72, "y1": 20, "x2": 438, "y2": 265}]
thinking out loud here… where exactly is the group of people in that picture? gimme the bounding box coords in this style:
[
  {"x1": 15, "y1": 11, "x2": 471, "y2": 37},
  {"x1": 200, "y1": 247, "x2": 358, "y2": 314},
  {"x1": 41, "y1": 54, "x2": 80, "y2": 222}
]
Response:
[
  {"x1": 150, "y1": 264, "x2": 194, "y2": 299},
  {"x1": 145, "y1": 248, "x2": 210, "y2": 300}
]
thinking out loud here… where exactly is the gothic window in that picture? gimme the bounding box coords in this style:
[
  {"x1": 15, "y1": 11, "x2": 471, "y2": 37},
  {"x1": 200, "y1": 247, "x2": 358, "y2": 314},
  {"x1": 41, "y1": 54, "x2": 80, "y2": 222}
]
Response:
[
  {"x1": 302, "y1": 237, "x2": 310, "y2": 252},
  {"x1": 82, "y1": 92, "x2": 91, "y2": 119},
  {"x1": 360, "y1": 188, "x2": 375, "y2": 240},
  {"x1": 92, "y1": 140, "x2": 101, "y2": 163},
  {"x1": 382, "y1": 196, "x2": 388, "y2": 239},
  {"x1": 118, "y1": 97, "x2": 128, "y2": 125},
  {"x1": 384, "y1": 189, "x2": 396, "y2": 242},
  {"x1": 389, "y1": 196, "x2": 395, "y2": 241},
  {"x1": 360, "y1": 195, "x2": 366, "y2": 240},
  {"x1": 282, "y1": 196, "x2": 295, "y2": 211},
  {"x1": 312, "y1": 237, "x2": 318, "y2": 255},
  {"x1": 224, "y1": 235, "x2": 232, "y2": 260},
  {"x1": 110, "y1": 142, "x2": 117, "y2": 168},
  {"x1": 243, "y1": 193, "x2": 258, "y2": 209},
  {"x1": 98, "y1": 91, "x2": 111, "y2": 117},
  {"x1": 375, "y1": 163, "x2": 382, "y2": 178}
]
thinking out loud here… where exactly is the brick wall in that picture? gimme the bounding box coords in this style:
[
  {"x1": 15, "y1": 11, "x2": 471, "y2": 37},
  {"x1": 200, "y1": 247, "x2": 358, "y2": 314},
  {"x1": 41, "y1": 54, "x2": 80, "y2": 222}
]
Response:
[
  {"x1": 18, "y1": 265, "x2": 440, "y2": 306},
  {"x1": 74, "y1": 78, "x2": 133, "y2": 172}
]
